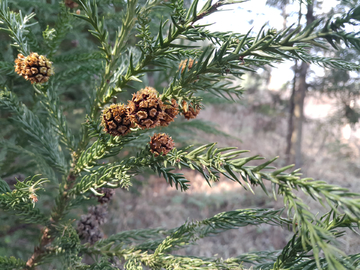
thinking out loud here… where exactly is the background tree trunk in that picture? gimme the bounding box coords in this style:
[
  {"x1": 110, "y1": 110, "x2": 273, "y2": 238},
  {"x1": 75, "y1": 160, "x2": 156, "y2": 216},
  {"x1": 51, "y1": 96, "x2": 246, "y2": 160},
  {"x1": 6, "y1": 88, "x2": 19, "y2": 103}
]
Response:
[
  {"x1": 287, "y1": 2, "x2": 314, "y2": 168},
  {"x1": 292, "y1": 61, "x2": 309, "y2": 168},
  {"x1": 285, "y1": 60, "x2": 297, "y2": 164},
  {"x1": 285, "y1": 2, "x2": 301, "y2": 164}
]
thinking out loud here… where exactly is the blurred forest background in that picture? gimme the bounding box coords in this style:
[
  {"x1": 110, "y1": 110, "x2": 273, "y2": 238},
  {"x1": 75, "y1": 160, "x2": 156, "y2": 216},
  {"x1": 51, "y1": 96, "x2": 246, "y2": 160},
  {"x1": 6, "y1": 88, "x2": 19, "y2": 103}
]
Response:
[{"x1": 1, "y1": 0, "x2": 360, "y2": 264}]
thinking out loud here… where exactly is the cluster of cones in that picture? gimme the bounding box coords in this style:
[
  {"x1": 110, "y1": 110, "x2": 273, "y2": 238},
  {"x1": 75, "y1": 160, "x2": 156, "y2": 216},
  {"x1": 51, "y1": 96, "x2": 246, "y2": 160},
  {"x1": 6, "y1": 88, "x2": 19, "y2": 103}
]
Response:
[
  {"x1": 13, "y1": 52, "x2": 201, "y2": 156},
  {"x1": 101, "y1": 87, "x2": 200, "y2": 156}
]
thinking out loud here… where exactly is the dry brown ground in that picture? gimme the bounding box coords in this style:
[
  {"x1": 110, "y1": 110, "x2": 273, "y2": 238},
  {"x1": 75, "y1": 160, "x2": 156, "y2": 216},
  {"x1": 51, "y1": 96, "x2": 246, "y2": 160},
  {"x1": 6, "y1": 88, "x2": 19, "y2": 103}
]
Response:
[{"x1": 103, "y1": 92, "x2": 360, "y2": 263}]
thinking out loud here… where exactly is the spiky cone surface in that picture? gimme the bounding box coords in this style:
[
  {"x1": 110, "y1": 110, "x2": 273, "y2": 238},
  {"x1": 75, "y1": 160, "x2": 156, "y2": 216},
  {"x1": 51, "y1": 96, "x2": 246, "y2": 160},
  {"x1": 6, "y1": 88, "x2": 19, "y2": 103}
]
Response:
[
  {"x1": 182, "y1": 101, "x2": 201, "y2": 120},
  {"x1": 179, "y1": 59, "x2": 197, "y2": 73},
  {"x1": 149, "y1": 133, "x2": 175, "y2": 156},
  {"x1": 14, "y1": 53, "x2": 54, "y2": 84},
  {"x1": 64, "y1": 0, "x2": 78, "y2": 8},
  {"x1": 102, "y1": 104, "x2": 134, "y2": 136},
  {"x1": 128, "y1": 87, "x2": 164, "y2": 129},
  {"x1": 160, "y1": 99, "x2": 179, "y2": 127},
  {"x1": 139, "y1": 86, "x2": 158, "y2": 95}
]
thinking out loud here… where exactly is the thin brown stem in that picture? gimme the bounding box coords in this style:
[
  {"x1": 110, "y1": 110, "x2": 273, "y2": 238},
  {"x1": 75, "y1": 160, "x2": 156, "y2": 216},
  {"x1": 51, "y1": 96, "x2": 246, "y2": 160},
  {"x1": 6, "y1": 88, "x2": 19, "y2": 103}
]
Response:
[{"x1": 25, "y1": 171, "x2": 77, "y2": 269}]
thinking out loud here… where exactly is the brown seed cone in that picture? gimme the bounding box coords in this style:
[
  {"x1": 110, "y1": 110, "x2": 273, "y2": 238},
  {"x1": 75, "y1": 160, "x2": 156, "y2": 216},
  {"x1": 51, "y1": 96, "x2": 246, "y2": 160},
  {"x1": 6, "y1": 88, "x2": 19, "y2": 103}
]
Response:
[
  {"x1": 128, "y1": 87, "x2": 164, "y2": 129},
  {"x1": 139, "y1": 86, "x2": 158, "y2": 95},
  {"x1": 77, "y1": 205, "x2": 108, "y2": 245},
  {"x1": 88, "y1": 205, "x2": 108, "y2": 225},
  {"x1": 182, "y1": 101, "x2": 201, "y2": 120},
  {"x1": 179, "y1": 59, "x2": 197, "y2": 73},
  {"x1": 14, "y1": 53, "x2": 54, "y2": 84},
  {"x1": 77, "y1": 214, "x2": 104, "y2": 244},
  {"x1": 95, "y1": 188, "x2": 115, "y2": 204},
  {"x1": 102, "y1": 104, "x2": 134, "y2": 136},
  {"x1": 14, "y1": 54, "x2": 25, "y2": 75},
  {"x1": 160, "y1": 99, "x2": 179, "y2": 127},
  {"x1": 65, "y1": 0, "x2": 79, "y2": 8},
  {"x1": 149, "y1": 133, "x2": 175, "y2": 156}
]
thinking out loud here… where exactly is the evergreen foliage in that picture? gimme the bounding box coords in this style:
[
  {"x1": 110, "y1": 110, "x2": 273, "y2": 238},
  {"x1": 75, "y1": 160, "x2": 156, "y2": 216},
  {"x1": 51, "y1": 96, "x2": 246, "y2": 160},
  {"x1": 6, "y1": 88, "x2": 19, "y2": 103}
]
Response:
[{"x1": 1, "y1": 0, "x2": 360, "y2": 269}]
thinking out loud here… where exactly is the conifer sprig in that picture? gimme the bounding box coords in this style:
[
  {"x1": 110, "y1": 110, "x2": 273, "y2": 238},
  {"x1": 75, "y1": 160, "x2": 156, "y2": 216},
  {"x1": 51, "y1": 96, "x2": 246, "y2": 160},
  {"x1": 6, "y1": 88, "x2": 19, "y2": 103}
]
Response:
[
  {"x1": 162, "y1": 10, "x2": 360, "y2": 102},
  {"x1": 135, "y1": 208, "x2": 291, "y2": 252},
  {"x1": 37, "y1": 84, "x2": 77, "y2": 153},
  {"x1": 0, "y1": 256, "x2": 27, "y2": 270},
  {"x1": 43, "y1": 3, "x2": 74, "y2": 57},
  {"x1": 0, "y1": 139, "x2": 56, "y2": 180},
  {"x1": 151, "y1": 143, "x2": 360, "y2": 269},
  {"x1": 0, "y1": 60, "x2": 15, "y2": 74},
  {"x1": 0, "y1": 0, "x2": 34, "y2": 55},
  {"x1": 82, "y1": 0, "x2": 246, "y2": 112},
  {"x1": 83, "y1": 208, "x2": 290, "y2": 269},
  {"x1": 74, "y1": 0, "x2": 138, "y2": 120},
  {"x1": 293, "y1": 51, "x2": 360, "y2": 70},
  {"x1": 74, "y1": 129, "x2": 146, "y2": 173},
  {"x1": 0, "y1": 175, "x2": 48, "y2": 224},
  {"x1": 98, "y1": 228, "x2": 167, "y2": 246},
  {"x1": 73, "y1": 0, "x2": 360, "y2": 120},
  {"x1": 74, "y1": 0, "x2": 112, "y2": 60},
  {"x1": 71, "y1": 164, "x2": 131, "y2": 196},
  {"x1": 0, "y1": 90, "x2": 68, "y2": 174}
]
